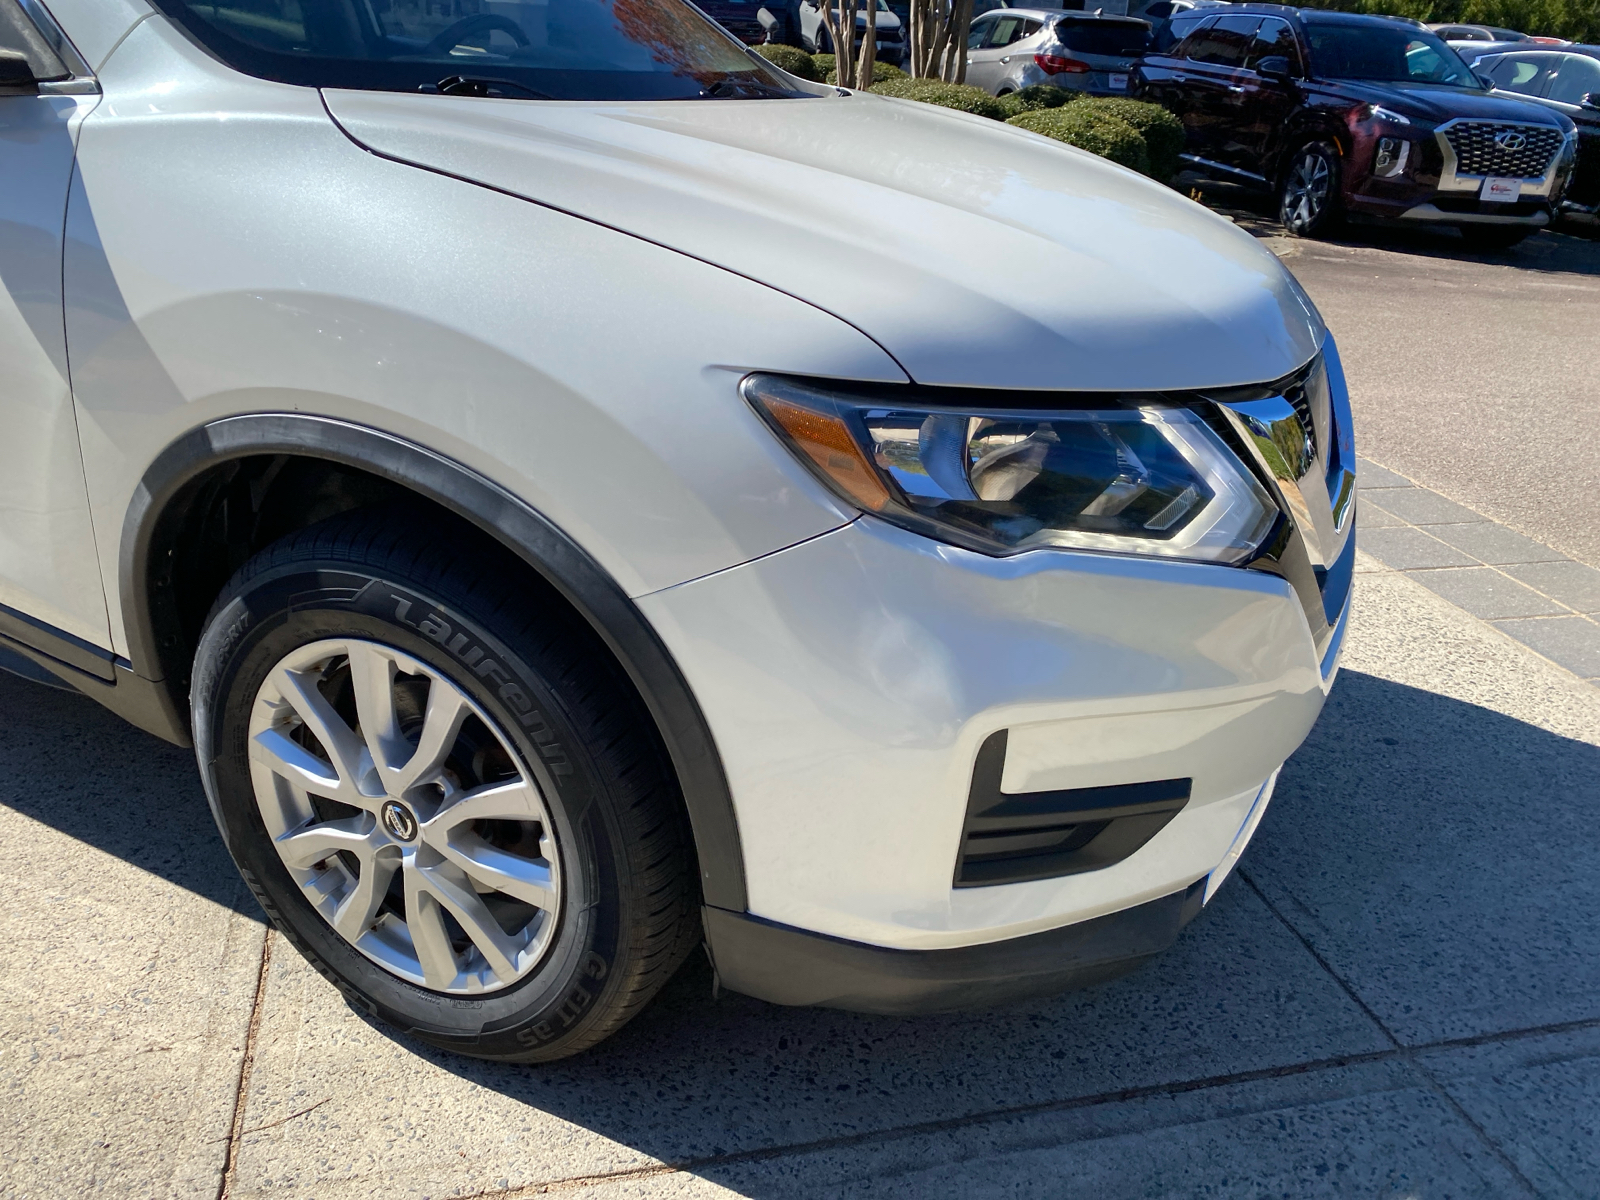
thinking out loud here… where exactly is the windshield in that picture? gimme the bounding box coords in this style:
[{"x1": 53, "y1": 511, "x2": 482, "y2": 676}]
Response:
[
  {"x1": 150, "y1": 0, "x2": 810, "y2": 99},
  {"x1": 1304, "y1": 22, "x2": 1481, "y2": 87}
]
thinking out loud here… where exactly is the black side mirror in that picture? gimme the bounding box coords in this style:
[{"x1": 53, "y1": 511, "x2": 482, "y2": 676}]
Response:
[
  {"x1": 1582, "y1": 91, "x2": 1600, "y2": 111},
  {"x1": 1474, "y1": 70, "x2": 1496, "y2": 88},
  {"x1": 1255, "y1": 55, "x2": 1293, "y2": 80},
  {"x1": 0, "y1": 50, "x2": 39, "y2": 96}
]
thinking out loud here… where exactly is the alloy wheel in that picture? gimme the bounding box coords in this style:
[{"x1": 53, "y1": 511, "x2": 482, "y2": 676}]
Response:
[
  {"x1": 247, "y1": 638, "x2": 562, "y2": 994},
  {"x1": 1283, "y1": 150, "x2": 1331, "y2": 230}
]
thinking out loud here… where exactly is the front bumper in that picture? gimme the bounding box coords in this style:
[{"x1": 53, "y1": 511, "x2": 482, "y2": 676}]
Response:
[
  {"x1": 1397, "y1": 201, "x2": 1551, "y2": 226},
  {"x1": 705, "y1": 768, "x2": 1283, "y2": 1013},
  {"x1": 643, "y1": 346, "x2": 1354, "y2": 1008},
  {"x1": 640, "y1": 516, "x2": 1332, "y2": 953},
  {"x1": 1347, "y1": 187, "x2": 1555, "y2": 227},
  {"x1": 706, "y1": 877, "x2": 1210, "y2": 1013},
  {"x1": 1348, "y1": 118, "x2": 1574, "y2": 229}
]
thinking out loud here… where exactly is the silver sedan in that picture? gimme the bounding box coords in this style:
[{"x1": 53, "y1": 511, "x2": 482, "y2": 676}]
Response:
[{"x1": 966, "y1": 9, "x2": 1153, "y2": 97}]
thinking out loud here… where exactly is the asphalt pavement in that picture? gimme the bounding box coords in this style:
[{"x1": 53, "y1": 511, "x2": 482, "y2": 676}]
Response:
[
  {"x1": 3, "y1": 223, "x2": 1600, "y2": 1199},
  {"x1": 1193, "y1": 175, "x2": 1600, "y2": 569}
]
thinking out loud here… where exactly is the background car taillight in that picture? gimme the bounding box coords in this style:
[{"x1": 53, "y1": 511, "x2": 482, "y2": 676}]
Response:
[{"x1": 1035, "y1": 54, "x2": 1090, "y2": 75}]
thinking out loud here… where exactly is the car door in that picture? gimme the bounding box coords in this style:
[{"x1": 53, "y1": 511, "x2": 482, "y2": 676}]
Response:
[
  {"x1": 0, "y1": 0, "x2": 113, "y2": 668},
  {"x1": 1543, "y1": 53, "x2": 1600, "y2": 207},
  {"x1": 1180, "y1": 14, "x2": 1261, "y2": 167},
  {"x1": 1232, "y1": 16, "x2": 1303, "y2": 178},
  {"x1": 1137, "y1": 13, "x2": 1214, "y2": 138},
  {"x1": 966, "y1": 12, "x2": 1028, "y2": 92}
]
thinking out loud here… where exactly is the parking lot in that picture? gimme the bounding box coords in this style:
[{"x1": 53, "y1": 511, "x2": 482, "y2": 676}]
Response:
[{"x1": 3, "y1": 222, "x2": 1599, "y2": 1199}]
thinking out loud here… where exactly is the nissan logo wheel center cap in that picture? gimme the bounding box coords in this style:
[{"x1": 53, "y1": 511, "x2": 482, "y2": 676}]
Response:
[{"x1": 381, "y1": 800, "x2": 420, "y2": 842}]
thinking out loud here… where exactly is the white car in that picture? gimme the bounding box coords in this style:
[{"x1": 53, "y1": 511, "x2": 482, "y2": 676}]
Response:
[
  {"x1": 797, "y1": 0, "x2": 905, "y2": 60},
  {"x1": 0, "y1": 0, "x2": 1353, "y2": 1060}
]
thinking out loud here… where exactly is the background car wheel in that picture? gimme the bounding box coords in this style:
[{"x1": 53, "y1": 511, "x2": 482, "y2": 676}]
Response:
[
  {"x1": 191, "y1": 507, "x2": 700, "y2": 1062},
  {"x1": 1458, "y1": 225, "x2": 1532, "y2": 251},
  {"x1": 1279, "y1": 141, "x2": 1344, "y2": 238}
]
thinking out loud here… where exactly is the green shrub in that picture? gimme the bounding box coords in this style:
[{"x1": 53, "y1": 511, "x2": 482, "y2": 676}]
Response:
[
  {"x1": 825, "y1": 59, "x2": 908, "y2": 85},
  {"x1": 868, "y1": 76, "x2": 1007, "y2": 121},
  {"x1": 1006, "y1": 105, "x2": 1151, "y2": 176},
  {"x1": 995, "y1": 84, "x2": 1077, "y2": 119},
  {"x1": 752, "y1": 44, "x2": 821, "y2": 81},
  {"x1": 1075, "y1": 97, "x2": 1184, "y2": 181}
]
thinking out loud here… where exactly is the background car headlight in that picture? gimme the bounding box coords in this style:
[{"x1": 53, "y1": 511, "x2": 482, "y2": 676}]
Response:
[
  {"x1": 1363, "y1": 104, "x2": 1411, "y2": 126},
  {"x1": 743, "y1": 375, "x2": 1279, "y2": 564},
  {"x1": 1374, "y1": 137, "x2": 1410, "y2": 178}
]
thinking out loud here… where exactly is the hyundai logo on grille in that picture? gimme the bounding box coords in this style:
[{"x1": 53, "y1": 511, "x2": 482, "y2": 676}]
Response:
[{"x1": 1495, "y1": 130, "x2": 1529, "y2": 151}]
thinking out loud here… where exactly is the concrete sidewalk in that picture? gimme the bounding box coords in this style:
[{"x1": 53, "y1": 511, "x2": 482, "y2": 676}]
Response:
[{"x1": 3, "y1": 500, "x2": 1598, "y2": 1197}]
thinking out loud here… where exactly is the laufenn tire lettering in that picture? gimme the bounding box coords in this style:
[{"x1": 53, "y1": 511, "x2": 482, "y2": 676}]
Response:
[{"x1": 365, "y1": 585, "x2": 572, "y2": 775}]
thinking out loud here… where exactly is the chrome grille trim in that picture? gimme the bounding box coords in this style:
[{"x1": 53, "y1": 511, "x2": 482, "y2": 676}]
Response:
[
  {"x1": 1434, "y1": 118, "x2": 1566, "y2": 198},
  {"x1": 1445, "y1": 121, "x2": 1563, "y2": 179},
  {"x1": 1205, "y1": 348, "x2": 1356, "y2": 656},
  {"x1": 1282, "y1": 376, "x2": 1317, "y2": 461}
]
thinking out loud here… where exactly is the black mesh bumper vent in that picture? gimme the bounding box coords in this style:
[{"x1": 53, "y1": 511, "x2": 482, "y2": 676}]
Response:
[{"x1": 954, "y1": 731, "x2": 1191, "y2": 888}]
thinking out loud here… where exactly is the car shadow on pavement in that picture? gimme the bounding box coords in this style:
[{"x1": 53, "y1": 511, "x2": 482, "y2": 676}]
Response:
[
  {"x1": 1175, "y1": 170, "x2": 1600, "y2": 277},
  {"x1": 0, "y1": 666, "x2": 262, "y2": 920}
]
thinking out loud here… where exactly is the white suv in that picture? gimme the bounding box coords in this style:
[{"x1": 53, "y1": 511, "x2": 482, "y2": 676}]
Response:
[{"x1": 0, "y1": 0, "x2": 1353, "y2": 1060}]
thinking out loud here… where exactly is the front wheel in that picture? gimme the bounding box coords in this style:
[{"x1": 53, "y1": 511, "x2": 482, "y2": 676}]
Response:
[
  {"x1": 191, "y1": 508, "x2": 700, "y2": 1061},
  {"x1": 1279, "y1": 141, "x2": 1344, "y2": 238}
]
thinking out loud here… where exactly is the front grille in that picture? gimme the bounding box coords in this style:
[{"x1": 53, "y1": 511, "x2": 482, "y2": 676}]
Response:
[{"x1": 1444, "y1": 122, "x2": 1564, "y2": 180}]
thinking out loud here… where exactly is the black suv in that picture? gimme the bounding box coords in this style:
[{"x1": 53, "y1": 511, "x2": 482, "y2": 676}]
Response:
[{"x1": 1135, "y1": 6, "x2": 1578, "y2": 247}]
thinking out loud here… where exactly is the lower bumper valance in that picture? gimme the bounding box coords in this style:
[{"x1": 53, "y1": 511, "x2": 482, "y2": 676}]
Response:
[{"x1": 703, "y1": 880, "x2": 1207, "y2": 1016}]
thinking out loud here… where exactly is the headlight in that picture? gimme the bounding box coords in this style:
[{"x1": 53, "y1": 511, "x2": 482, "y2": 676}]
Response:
[
  {"x1": 1363, "y1": 104, "x2": 1411, "y2": 126},
  {"x1": 1374, "y1": 137, "x2": 1410, "y2": 178},
  {"x1": 743, "y1": 375, "x2": 1279, "y2": 564}
]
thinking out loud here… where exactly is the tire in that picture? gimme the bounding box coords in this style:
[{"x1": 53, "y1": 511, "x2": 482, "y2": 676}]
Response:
[
  {"x1": 1458, "y1": 225, "x2": 1532, "y2": 250},
  {"x1": 1278, "y1": 140, "x2": 1344, "y2": 238},
  {"x1": 191, "y1": 506, "x2": 699, "y2": 1062}
]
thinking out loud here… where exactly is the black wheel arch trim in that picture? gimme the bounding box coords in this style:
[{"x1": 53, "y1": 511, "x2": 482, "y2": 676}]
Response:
[{"x1": 121, "y1": 412, "x2": 748, "y2": 911}]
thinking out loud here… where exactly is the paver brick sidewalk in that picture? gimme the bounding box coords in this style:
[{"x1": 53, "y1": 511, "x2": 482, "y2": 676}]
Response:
[{"x1": 1356, "y1": 457, "x2": 1600, "y2": 683}]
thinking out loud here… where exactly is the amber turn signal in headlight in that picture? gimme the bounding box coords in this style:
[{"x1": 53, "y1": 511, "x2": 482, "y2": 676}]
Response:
[{"x1": 744, "y1": 374, "x2": 1279, "y2": 564}]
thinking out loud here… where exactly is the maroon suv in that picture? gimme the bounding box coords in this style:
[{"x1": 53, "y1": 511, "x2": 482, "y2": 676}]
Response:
[{"x1": 1135, "y1": 6, "x2": 1578, "y2": 248}]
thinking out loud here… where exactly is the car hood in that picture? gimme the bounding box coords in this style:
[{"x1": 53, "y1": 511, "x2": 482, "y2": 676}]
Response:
[
  {"x1": 1318, "y1": 79, "x2": 1567, "y2": 125},
  {"x1": 323, "y1": 90, "x2": 1323, "y2": 390}
]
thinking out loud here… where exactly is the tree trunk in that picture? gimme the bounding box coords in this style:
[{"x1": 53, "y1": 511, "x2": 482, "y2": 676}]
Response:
[
  {"x1": 821, "y1": 0, "x2": 858, "y2": 87},
  {"x1": 856, "y1": 0, "x2": 878, "y2": 89},
  {"x1": 910, "y1": 0, "x2": 974, "y2": 82}
]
